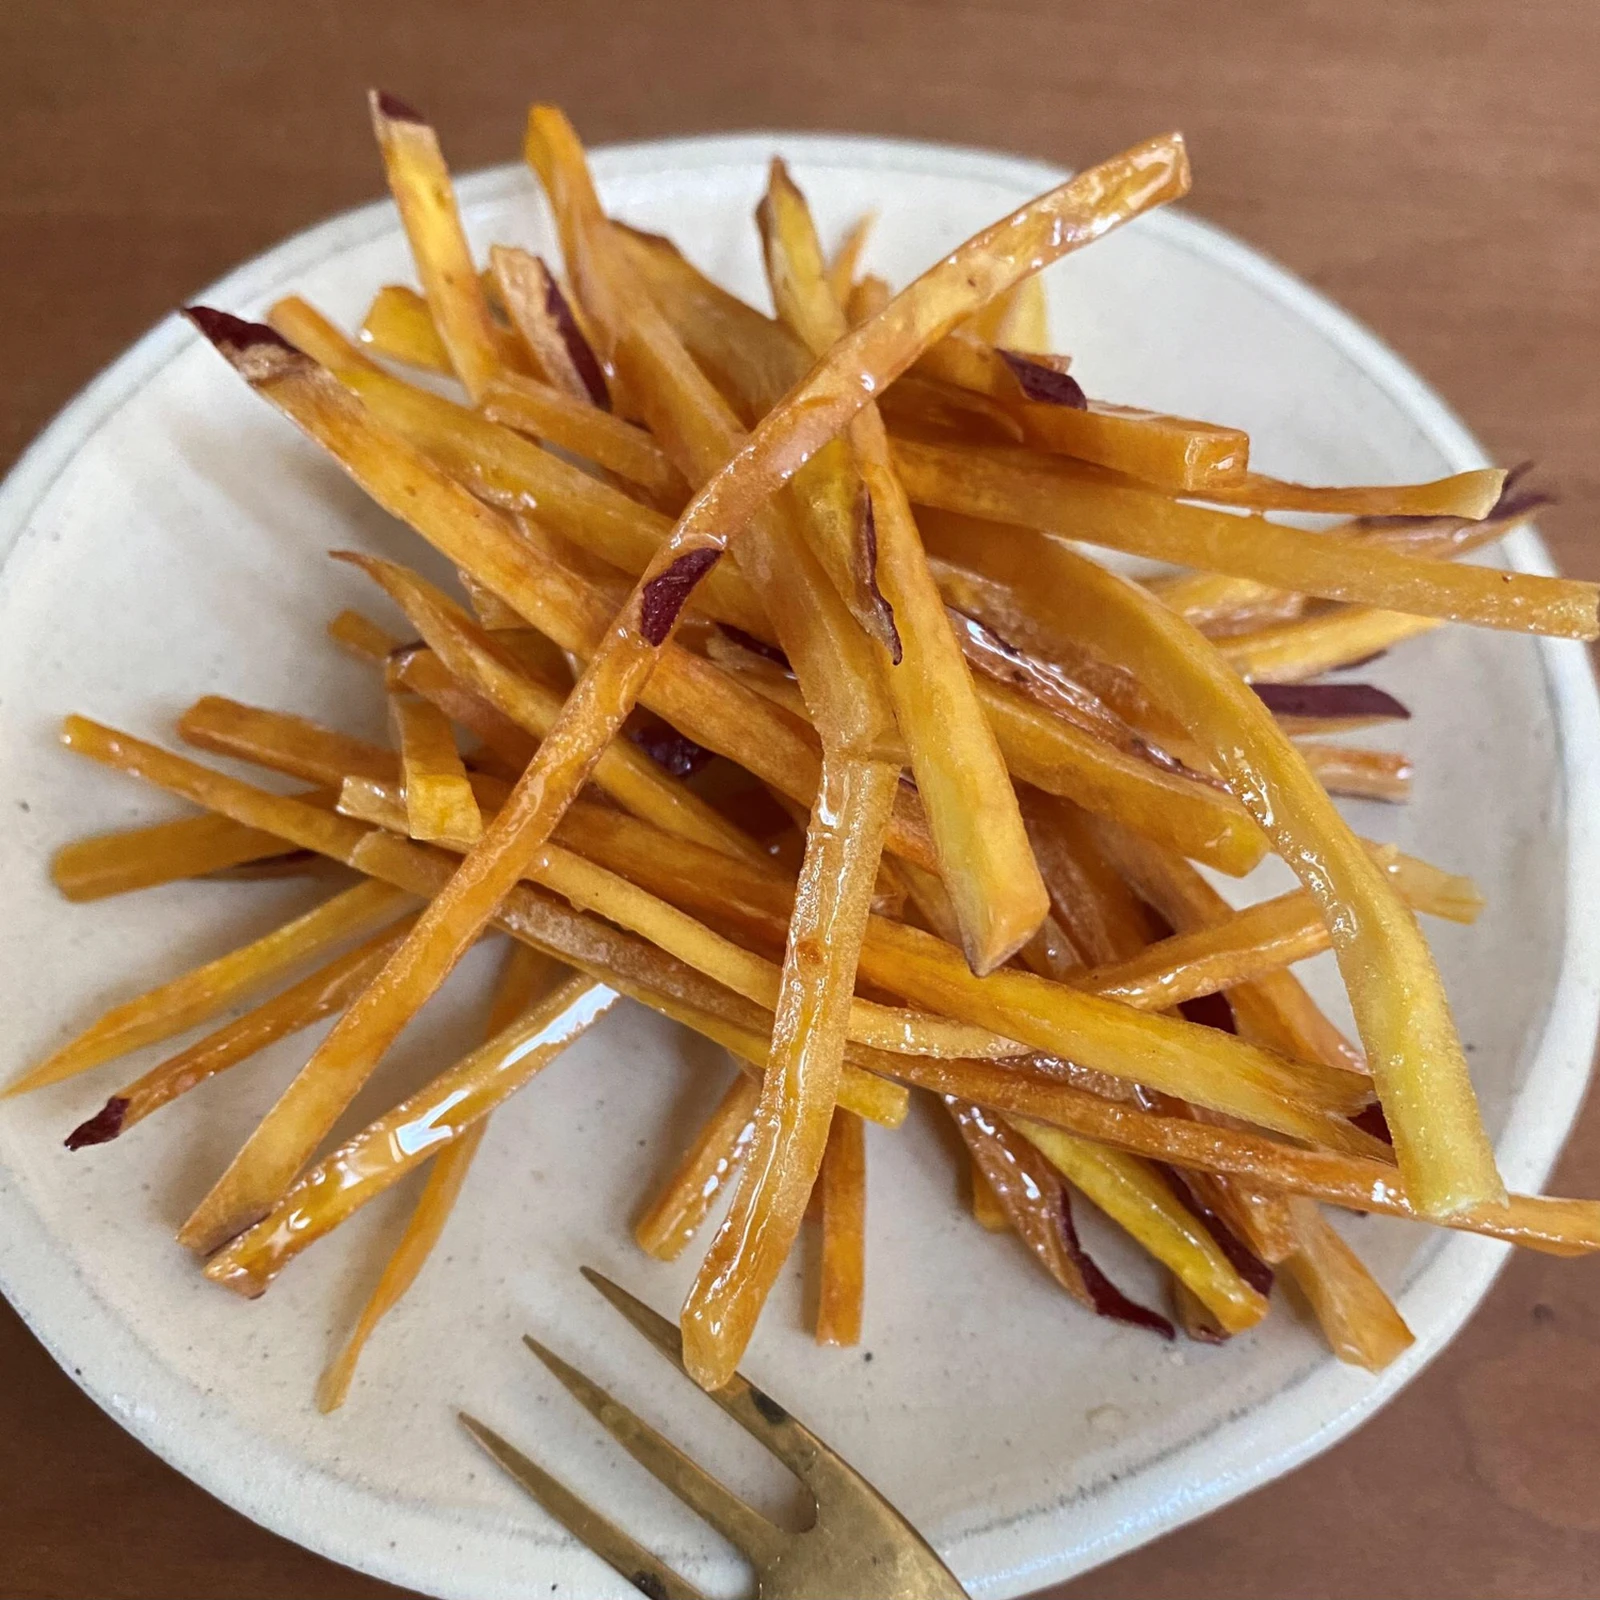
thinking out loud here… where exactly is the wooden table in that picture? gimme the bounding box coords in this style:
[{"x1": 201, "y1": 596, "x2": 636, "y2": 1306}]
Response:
[{"x1": 3, "y1": 4, "x2": 1598, "y2": 1596}]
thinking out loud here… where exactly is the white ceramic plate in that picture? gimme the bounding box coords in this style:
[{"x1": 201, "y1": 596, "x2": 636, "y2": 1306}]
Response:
[{"x1": 1, "y1": 133, "x2": 1596, "y2": 1600}]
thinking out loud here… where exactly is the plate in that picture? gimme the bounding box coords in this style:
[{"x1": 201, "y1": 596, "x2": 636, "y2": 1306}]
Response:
[{"x1": 0, "y1": 133, "x2": 1597, "y2": 1600}]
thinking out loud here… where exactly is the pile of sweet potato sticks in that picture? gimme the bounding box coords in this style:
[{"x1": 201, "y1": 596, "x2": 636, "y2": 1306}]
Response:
[{"x1": 17, "y1": 93, "x2": 1600, "y2": 1409}]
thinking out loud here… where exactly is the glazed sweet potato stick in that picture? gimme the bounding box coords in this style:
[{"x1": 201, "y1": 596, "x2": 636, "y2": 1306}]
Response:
[
  {"x1": 758, "y1": 157, "x2": 1049, "y2": 973},
  {"x1": 359, "y1": 284, "x2": 454, "y2": 373},
  {"x1": 207, "y1": 968, "x2": 614, "y2": 1296},
  {"x1": 1085, "y1": 815, "x2": 1367, "y2": 1077},
  {"x1": 480, "y1": 371, "x2": 687, "y2": 506},
  {"x1": 1194, "y1": 465, "x2": 1505, "y2": 518},
  {"x1": 487, "y1": 246, "x2": 612, "y2": 407},
  {"x1": 66, "y1": 919, "x2": 417, "y2": 1148},
  {"x1": 7, "y1": 876, "x2": 408, "y2": 1096},
  {"x1": 368, "y1": 92, "x2": 510, "y2": 399},
  {"x1": 826, "y1": 213, "x2": 876, "y2": 305},
  {"x1": 1295, "y1": 743, "x2": 1413, "y2": 804},
  {"x1": 1280, "y1": 1196, "x2": 1414, "y2": 1370},
  {"x1": 273, "y1": 294, "x2": 689, "y2": 523},
  {"x1": 58, "y1": 718, "x2": 905, "y2": 1134},
  {"x1": 916, "y1": 524, "x2": 1505, "y2": 1218},
  {"x1": 896, "y1": 440, "x2": 1598, "y2": 640},
  {"x1": 316, "y1": 939, "x2": 563, "y2": 1410},
  {"x1": 1008, "y1": 395, "x2": 1250, "y2": 494},
  {"x1": 390, "y1": 690, "x2": 482, "y2": 843},
  {"x1": 634, "y1": 1069, "x2": 762, "y2": 1261},
  {"x1": 51, "y1": 810, "x2": 303, "y2": 901},
  {"x1": 1218, "y1": 608, "x2": 1442, "y2": 682},
  {"x1": 815, "y1": 1109, "x2": 867, "y2": 1345}
]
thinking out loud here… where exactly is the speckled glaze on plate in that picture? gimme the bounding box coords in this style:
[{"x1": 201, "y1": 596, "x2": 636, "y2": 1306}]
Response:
[{"x1": 0, "y1": 134, "x2": 1596, "y2": 1600}]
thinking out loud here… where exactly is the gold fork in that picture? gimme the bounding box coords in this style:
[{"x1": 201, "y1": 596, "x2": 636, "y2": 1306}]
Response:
[{"x1": 459, "y1": 1267, "x2": 969, "y2": 1599}]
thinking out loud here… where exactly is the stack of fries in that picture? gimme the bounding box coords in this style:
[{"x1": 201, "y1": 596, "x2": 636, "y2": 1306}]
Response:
[{"x1": 17, "y1": 93, "x2": 1600, "y2": 1409}]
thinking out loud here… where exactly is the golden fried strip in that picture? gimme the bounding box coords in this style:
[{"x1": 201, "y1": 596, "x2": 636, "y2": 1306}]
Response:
[
  {"x1": 1013, "y1": 1117, "x2": 1268, "y2": 1333},
  {"x1": 815, "y1": 1109, "x2": 867, "y2": 1346},
  {"x1": 391, "y1": 690, "x2": 482, "y2": 843},
  {"x1": 1281, "y1": 1197, "x2": 1414, "y2": 1370},
  {"x1": 1218, "y1": 608, "x2": 1442, "y2": 682},
  {"x1": 634, "y1": 1069, "x2": 762, "y2": 1261},
  {"x1": 51, "y1": 811, "x2": 302, "y2": 901},
  {"x1": 369, "y1": 92, "x2": 509, "y2": 399}
]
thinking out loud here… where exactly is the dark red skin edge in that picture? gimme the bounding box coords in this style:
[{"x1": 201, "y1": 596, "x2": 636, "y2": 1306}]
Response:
[
  {"x1": 64, "y1": 1097, "x2": 129, "y2": 1151},
  {"x1": 373, "y1": 89, "x2": 426, "y2": 124},
  {"x1": 539, "y1": 261, "x2": 611, "y2": 411},
  {"x1": 639, "y1": 549, "x2": 724, "y2": 645},
  {"x1": 859, "y1": 494, "x2": 904, "y2": 664},
  {"x1": 1158, "y1": 1164, "x2": 1275, "y2": 1299},
  {"x1": 1252, "y1": 680, "x2": 1410, "y2": 722},
  {"x1": 1057, "y1": 1190, "x2": 1176, "y2": 1337},
  {"x1": 183, "y1": 306, "x2": 296, "y2": 355},
  {"x1": 998, "y1": 348, "x2": 1088, "y2": 409},
  {"x1": 717, "y1": 624, "x2": 790, "y2": 668}
]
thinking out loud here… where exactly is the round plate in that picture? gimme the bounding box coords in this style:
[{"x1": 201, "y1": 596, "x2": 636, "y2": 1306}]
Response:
[{"x1": 0, "y1": 133, "x2": 1596, "y2": 1600}]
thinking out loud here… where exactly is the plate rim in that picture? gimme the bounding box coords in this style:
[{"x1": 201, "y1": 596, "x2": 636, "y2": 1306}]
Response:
[{"x1": 0, "y1": 129, "x2": 1596, "y2": 1599}]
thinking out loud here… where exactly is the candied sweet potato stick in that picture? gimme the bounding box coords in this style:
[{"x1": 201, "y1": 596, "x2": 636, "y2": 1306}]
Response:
[
  {"x1": 758, "y1": 158, "x2": 1049, "y2": 973},
  {"x1": 919, "y1": 522, "x2": 1505, "y2": 1217},
  {"x1": 317, "y1": 939, "x2": 563, "y2": 1410},
  {"x1": 481, "y1": 371, "x2": 686, "y2": 506},
  {"x1": 368, "y1": 92, "x2": 508, "y2": 399},
  {"x1": 7, "y1": 877, "x2": 408, "y2": 1096},
  {"x1": 1008, "y1": 396, "x2": 1250, "y2": 494},
  {"x1": 390, "y1": 690, "x2": 483, "y2": 843},
  {"x1": 51, "y1": 811, "x2": 301, "y2": 901},
  {"x1": 1196, "y1": 466, "x2": 1505, "y2": 519},
  {"x1": 1218, "y1": 608, "x2": 1442, "y2": 682},
  {"x1": 207, "y1": 968, "x2": 614, "y2": 1296},
  {"x1": 634, "y1": 1069, "x2": 762, "y2": 1261},
  {"x1": 67, "y1": 919, "x2": 417, "y2": 1148},
  {"x1": 488, "y1": 246, "x2": 611, "y2": 407},
  {"x1": 826, "y1": 213, "x2": 876, "y2": 305},
  {"x1": 815, "y1": 1109, "x2": 867, "y2": 1345},
  {"x1": 1296, "y1": 742, "x2": 1413, "y2": 804},
  {"x1": 1280, "y1": 1196, "x2": 1414, "y2": 1369},
  {"x1": 360, "y1": 284, "x2": 454, "y2": 374},
  {"x1": 897, "y1": 440, "x2": 1598, "y2": 640},
  {"x1": 272, "y1": 290, "x2": 677, "y2": 504}
]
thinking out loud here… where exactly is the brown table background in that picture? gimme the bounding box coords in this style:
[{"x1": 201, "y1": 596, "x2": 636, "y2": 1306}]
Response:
[{"x1": 4, "y1": 3, "x2": 1599, "y2": 1596}]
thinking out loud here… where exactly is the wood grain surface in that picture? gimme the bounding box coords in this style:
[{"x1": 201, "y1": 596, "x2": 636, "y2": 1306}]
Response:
[{"x1": 2, "y1": 4, "x2": 1597, "y2": 1597}]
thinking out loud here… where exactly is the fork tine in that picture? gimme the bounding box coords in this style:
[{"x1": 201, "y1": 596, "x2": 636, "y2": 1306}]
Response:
[
  {"x1": 522, "y1": 1334, "x2": 784, "y2": 1564},
  {"x1": 581, "y1": 1266, "x2": 830, "y2": 1484},
  {"x1": 459, "y1": 1412, "x2": 706, "y2": 1600}
]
